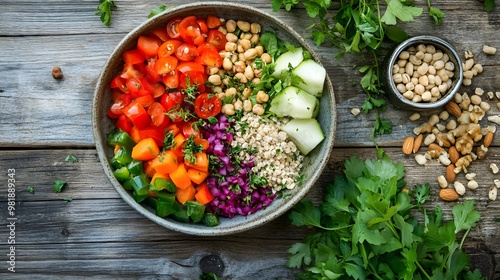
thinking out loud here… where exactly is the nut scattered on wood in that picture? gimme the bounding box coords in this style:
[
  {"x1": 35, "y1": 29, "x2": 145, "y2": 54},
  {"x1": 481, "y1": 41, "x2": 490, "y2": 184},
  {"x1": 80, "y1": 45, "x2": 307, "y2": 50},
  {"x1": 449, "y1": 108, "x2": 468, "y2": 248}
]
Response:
[
  {"x1": 483, "y1": 45, "x2": 497, "y2": 55},
  {"x1": 438, "y1": 175, "x2": 448, "y2": 189},
  {"x1": 446, "y1": 164, "x2": 456, "y2": 182},
  {"x1": 52, "y1": 66, "x2": 63, "y2": 79},
  {"x1": 483, "y1": 131, "x2": 494, "y2": 147},
  {"x1": 454, "y1": 181, "x2": 466, "y2": 196},
  {"x1": 467, "y1": 180, "x2": 479, "y2": 190},
  {"x1": 350, "y1": 108, "x2": 361, "y2": 116},
  {"x1": 490, "y1": 163, "x2": 499, "y2": 174},
  {"x1": 445, "y1": 101, "x2": 462, "y2": 118},
  {"x1": 413, "y1": 134, "x2": 423, "y2": 153},
  {"x1": 439, "y1": 188, "x2": 459, "y2": 201},
  {"x1": 448, "y1": 146, "x2": 459, "y2": 164},
  {"x1": 402, "y1": 136, "x2": 414, "y2": 155},
  {"x1": 489, "y1": 186, "x2": 498, "y2": 201}
]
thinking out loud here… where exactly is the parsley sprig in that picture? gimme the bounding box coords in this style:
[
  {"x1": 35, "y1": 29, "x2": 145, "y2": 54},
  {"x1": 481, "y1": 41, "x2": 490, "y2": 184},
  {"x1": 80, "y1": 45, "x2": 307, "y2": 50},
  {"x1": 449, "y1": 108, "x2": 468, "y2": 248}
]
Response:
[
  {"x1": 287, "y1": 155, "x2": 484, "y2": 279},
  {"x1": 95, "y1": 0, "x2": 117, "y2": 26}
]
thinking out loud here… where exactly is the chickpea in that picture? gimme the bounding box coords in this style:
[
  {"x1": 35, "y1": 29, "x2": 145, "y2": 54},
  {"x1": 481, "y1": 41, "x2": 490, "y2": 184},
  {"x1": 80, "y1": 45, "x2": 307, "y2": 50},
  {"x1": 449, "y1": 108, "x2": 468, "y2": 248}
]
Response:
[
  {"x1": 256, "y1": 90, "x2": 269, "y2": 103},
  {"x1": 254, "y1": 45, "x2": 264, "y2": 56},
  {"x1": 260, "y1": 53, "x2": 272, "y2": 64},
  {"x1": 243, "y1": 100, "x2": 252, "y2": 112},
  {"x1": 225, "y1": 41, "x2": 237, "y2": 52},
  {"x1": 252, "y1": 77, "x2": 261, "y2": 85},
  {"x1": 212, "y1": 86, "x2": 223, "y2": 94},
  {"x1": 207, "y1": 66, "x2": 219, "y2": 75},
  {"x1": 208, "y1": 75, "x2": 222, "y2": 86},
  {"x1": 237, "y1": 44, "x2": 244, "y2": 54},
  {"x1": 234, "y1": 72, "x2": 248, "y2": 83},
  {"x1": 237, "y1": 20, "x2": 251, "y2": 32},
  {"x1": 399, "y1": 51, "x2": 410, "y2": 60},
  {"x1": 217, "y1": 26, "x2": 227, "y2": 35},
  {"x1": 52, "y1": 66, "x2": 63, "y2": 79},
  {"x1": 222, "y1": 103, "x2": 235, "y2": 115},
  {"x1": 250, "y1": 22, "x2": 261, "y2": 34},
  {"x1": 225, "y1": 20, "x2": 237, "y2": 33},
  {"x1": 239, "y1": 39, "x2": 251, "y2": 51},
  {"x1": 233, "y1": 61, "x2": 246, "y2": 73},
  {"x1": 234, "y1": 99, "x2": 243, "y2": 111},
  {"x1": 226, "y1": 33, "x2": 238, "y2": 43},
  {"x1": 244, "y1": 48, "x2": 258, "y2": 61},
  {"x1": 225, "y1": 87, "x2": 237, "y2": 97},
  {"x1": 242, "y1": 87, "x2": 252, "y2": 99},
  {"x1": 223, "y1": 57, "x2": 233, "y2": 71},
  {"x1": 240, "y1": 32, "x2": 252, "y2": 40},
  {"x1": 244, "y1": 65, "x2": 255, "y2": 80},
  {"x1": 252, "y1": 104, "x2": 265, "y2": 115},
  {"x1": 250, "y1": 34, "x2": 260, "y2": 45}
]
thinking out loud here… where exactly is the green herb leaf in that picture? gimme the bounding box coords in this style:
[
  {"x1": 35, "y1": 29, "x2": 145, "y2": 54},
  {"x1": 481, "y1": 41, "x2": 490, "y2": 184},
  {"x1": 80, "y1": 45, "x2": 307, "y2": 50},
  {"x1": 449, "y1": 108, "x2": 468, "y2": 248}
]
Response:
[
  {"x1": 381, "y1": 0, "x2": 423, "y2": 25},
  {"x1": 148, "y1": 5, "x2": 167, "y2": 18},
  {"x1": 64, "y1": 197, "x2": 73, "y2": 203},
  {"x1": 54, "y1": 180, "x2": 67, "y2": 193},
  {"x1": 64, "y1": 155, "x2": 78, "y2": 163},
  {"x1": 452, "y1": 200, "x2": 480, "y2": 234},
  {"x1": 95, "y1": 0, "x2": 117, "y2": 26},
  {"x1": 26, "y1": 186, "x2": 35, "y2": 194},
  {"x1": 289, "y1": 199, "x2": 322, "y2": 228},
  {"x1": 484, "y1": 0, "x2": 496, "y2": 12}
]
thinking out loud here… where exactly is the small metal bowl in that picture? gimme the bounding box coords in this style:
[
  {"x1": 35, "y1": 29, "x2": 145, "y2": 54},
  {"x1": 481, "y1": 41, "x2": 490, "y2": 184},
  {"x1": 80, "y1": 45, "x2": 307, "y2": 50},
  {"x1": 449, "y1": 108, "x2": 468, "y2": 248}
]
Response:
[{"x1": 383, "y1": 35, "x2": 463, "y2": 111}]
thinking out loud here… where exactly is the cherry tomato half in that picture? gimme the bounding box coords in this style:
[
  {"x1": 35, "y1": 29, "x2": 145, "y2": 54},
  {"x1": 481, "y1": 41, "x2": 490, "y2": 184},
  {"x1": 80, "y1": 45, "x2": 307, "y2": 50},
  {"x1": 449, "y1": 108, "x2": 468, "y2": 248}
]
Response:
[
  {"x1": 166, "y1": 17, "x2": 182, "y2": 39},
  {"x1": 157, "y1": 39, "x2": 182, "y2": 58},
  {"x1": 175, "y1": 43, "x2": 198, "y2": 62},
  {"x1": 194, "y1": 93, "x2": 221, "y2": 119},
  {"x1": 206, "y1": 15, "x2": 223, "y2": 29},
  {"x1": 122, "y1": 49, "x2": 145, "y2": 65},
  {"x1": 162, "y1": 69, "x2": 180, "y2": 89},
  {"x1": 178, "y1": 16, "x2": 204, "y2": 45},
  {"x1": 196, "y1": 49, "x2": 222, "y2": 68},
  {"x1": 206, "y1": 30, "x2": 227, "y2": 52},
  {"x1": 155, "y1": 56, "x2": 179, "y2": 75},
  {"x1": 147, "y1": 102, "x2": 168, "y2": 127},
  {"x1": 137, "y1": 35, "x2": 161, "y2": 59},
  {"x1": 180, "y1": 71, "x2": 206, "y2": 93}
]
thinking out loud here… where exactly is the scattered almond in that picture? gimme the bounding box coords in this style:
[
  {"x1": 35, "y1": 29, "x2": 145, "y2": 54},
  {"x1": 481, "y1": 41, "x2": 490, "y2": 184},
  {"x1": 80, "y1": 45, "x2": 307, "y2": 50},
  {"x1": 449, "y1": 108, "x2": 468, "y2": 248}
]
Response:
[
  {"x1": 483, "y1": 131, "x2": 494, "y2": 147},
  {"x1": 489, "y1": 186, "x2": 498, "y2": 201},
  {"x1": 445, "y1": 101, "x2": 462, "y2": 118},
  {"x1": 413, "y1": 134, "x2": 423, "y2": 153},
  {"x1": 448, "y1": 146, "x2": 459, "y2": 164},
  {"x1": 446, "y1": 164, "x2": 456, "y2": 182},
  {"x1": 439, "y1": 188, "x2": 459, "y2": 201},
  {"x1": 402, "y1": 136, "x2": 414, "y2": 155}
]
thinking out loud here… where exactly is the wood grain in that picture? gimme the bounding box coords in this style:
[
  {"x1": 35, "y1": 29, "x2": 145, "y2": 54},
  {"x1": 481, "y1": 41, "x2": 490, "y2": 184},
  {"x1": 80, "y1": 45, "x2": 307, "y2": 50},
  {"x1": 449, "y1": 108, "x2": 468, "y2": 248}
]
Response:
[{"x1": 0, "y1": 0, "x2": 499, "y2": 278}]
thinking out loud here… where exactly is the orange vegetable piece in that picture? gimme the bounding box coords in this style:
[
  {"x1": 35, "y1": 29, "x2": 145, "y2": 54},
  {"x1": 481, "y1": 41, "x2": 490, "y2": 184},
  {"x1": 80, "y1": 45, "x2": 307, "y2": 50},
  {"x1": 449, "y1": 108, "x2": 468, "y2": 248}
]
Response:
[
  {"x1": 169, "y1": 163, "x2": 191, "y2": 190},
  {"x1": 176, "y1": 184, "x2": 196, "y2": 204},
  {"x1": 194, "y1": 137, "x2": 209, "y2": 150},
  {"x1": 187, "y1": 168, "x2": 208, "y2": 185},
  {"x1": 130, "y1": 125, "x2": 142, "y2": 143},
  {"x1": 185, "y1": 152, "x2": 209, "y2": 172},
  {"x1": 143, "y1": 160, "x2": 156, "y2": 178},
  {"x1": 151, "y1": 172, "x2": 169, "y2": 186},
  {"x1": 131, "y1": 137, "x2": 159, "y2": 161},
  {"x1": 113, "y1": 145, "x2": 121, "y2": 154},
  {"x1": 150, "y1": 150, "x2": 179, "y2": 174},
  {"x1": 166, "y1": 123, "x2": 180, "y2": 136},
  {"x1": 172, "y1": 133, "x2": 186, "y2": 158},
  {"x1": 195, "y1": 183, "x2": 214, "y2": 205}
]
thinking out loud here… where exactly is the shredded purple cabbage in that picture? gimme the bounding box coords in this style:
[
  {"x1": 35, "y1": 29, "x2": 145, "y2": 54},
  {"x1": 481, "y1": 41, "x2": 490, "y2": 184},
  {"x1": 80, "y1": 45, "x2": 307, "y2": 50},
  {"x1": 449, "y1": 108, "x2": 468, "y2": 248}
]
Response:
[{"x1": 203, "y1": 115, "x2": 276, "y2": 218}]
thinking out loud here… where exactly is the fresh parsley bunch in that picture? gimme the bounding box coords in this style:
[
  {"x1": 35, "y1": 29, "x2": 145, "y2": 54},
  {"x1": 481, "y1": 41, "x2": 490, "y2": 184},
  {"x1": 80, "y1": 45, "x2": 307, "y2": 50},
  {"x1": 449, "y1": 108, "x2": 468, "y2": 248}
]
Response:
[{"x1": 287, "y1": 155, "x2": 484, "y2": 279}]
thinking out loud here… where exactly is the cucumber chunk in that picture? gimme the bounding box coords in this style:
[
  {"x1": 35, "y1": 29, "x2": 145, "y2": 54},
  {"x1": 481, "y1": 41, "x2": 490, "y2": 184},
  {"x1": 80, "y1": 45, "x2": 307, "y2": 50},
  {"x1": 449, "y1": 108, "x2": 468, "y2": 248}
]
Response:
[
  {"x1": 291, "y1": 59, "x2": 326, "y2": 97},
  {"x1": 272, "y1": 47, "x2": 303, "y2": 78},
  {"x1": 281, "y1": 118, "x2": 325, "y2": 155},
  {"x1": 269, "y1": 86, "x2": 317, "y2": 119}
]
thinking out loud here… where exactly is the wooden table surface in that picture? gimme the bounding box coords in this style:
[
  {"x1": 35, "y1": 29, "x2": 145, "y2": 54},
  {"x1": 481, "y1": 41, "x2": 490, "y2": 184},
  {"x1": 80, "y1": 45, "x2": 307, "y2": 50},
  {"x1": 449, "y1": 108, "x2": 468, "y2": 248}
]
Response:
[{"x1": 1, "y1": 0, "x2": 499, "y2": 279}]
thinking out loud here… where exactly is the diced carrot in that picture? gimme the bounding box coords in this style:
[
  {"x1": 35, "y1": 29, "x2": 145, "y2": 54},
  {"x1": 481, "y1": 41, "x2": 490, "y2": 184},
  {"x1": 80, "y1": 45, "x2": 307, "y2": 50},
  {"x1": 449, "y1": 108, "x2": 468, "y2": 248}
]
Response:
[
  {"x1": 195, "y1": 183, "x2": 214, "y2": 205},
  {"x1": 169, "y1": 163, "x2": 191, "y2": 189},
  {"x1": 185, "y1": 152, "x2": 209, "y2": 172},
  {"x1": 130, "y1": 125, "x2": 142, "y2": 143},
  {"x1": 114, "y1": 145, "x2": 121, "y2": 154},
  {"x1": 187, "y1": 168, "x2": 208, "y2": 185},
  {"x1": 150, "y1": 150, "x2": 179, "y2": 174},
  {"x1": 151, "y1": 172, "x2": 169, "y2": 186},
  {"x1": 194, "y1": 137, "x2": 209, "y2": 150},
  {"x1": 176, "y1": 184, "x2": 196, "y2": 204},
  {"x1": 172, "y1": 133, "x2": 186, "y2": 158},
  {"x1": 143, "y1": 160, "x2": 156, "y2": 178},
  {"x1": 131, "y1": 137, "x2": 159, "y2": 161}
]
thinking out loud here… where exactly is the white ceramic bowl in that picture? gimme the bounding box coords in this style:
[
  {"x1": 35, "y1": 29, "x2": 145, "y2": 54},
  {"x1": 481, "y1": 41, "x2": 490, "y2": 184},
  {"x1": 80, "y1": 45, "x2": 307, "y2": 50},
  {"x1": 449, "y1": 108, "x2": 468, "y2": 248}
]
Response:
[{"x1": 92, "y1": 2, "x2": 336, "y2": 235}]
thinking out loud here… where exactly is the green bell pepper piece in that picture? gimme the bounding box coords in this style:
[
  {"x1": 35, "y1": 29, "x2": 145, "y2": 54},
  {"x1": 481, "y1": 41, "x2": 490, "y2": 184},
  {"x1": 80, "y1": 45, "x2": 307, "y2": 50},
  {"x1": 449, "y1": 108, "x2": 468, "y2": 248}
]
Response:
[
  {"x1": 130, "y1": 174, "x2": 149, "y2": 202},
  {"x1": 150, "y1": 177, "x2": 177, "y2": 193},
  {"x1": 202, "y1": 212, "x2": 220, "y2": 227},
  {"x1": 127, "y1": 160, "x2": 143, "y2": 176},
  {"x1": 111, "y1": 146, "x2": 133, "y2": 169},
  {"x1": 113, "y1": 166, "x2": 130, "y2": 182},
  {"x1": 185, "y1": 201, "x2": 206, "y2": 223},
  {"x1": 122, "y1": 179, "x2": 133, "y2": 191},
  {"x1": 172, "y1": 208, "x2": 190, "y2": 223},
  {"x1": 107, "y1": 131, "x2": 136, "y2": 149},
  {"x1": 156, "y1": 200, "x2": 181, "y2": 217},
  {"x1": 156, "y1": 191, "x2": 176, "y2": 203}
]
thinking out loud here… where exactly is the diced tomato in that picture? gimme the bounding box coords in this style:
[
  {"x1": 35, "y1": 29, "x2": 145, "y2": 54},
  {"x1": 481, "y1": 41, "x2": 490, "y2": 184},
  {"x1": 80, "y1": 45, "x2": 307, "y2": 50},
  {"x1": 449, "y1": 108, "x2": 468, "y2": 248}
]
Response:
[
  {"x1": 116, "y1": 114, "x2": 133, "y2": 134},
  {"x1": 120, "y1": 64, "x2": 143, "y2": 79},
  {"x1": 111, "y1": 89, "x2": 123, "y2": 102},
  {"x1": 194, "y1": 93, "x2": 221, "y2": 119},
  {"x1": 162, "y1": 69, "x2": 180, "y2": 89},
  {"x1": 139, "y1": 126, "x2": 167, "y2": 147},
  {"x1": 160, "y1": 91, "x2": 184, "y2": 111},
  {"x1": 109, "y1": 93, "x2": 132, "y2": 115},
  {"x1": 122, "y1": 49, "x2": 145, "y2": 65},
  {"x1": 206, "y1": 15, "x2": 223, "y2": 29},
  {"x1": 134, "y1": 94, "x2": 155, "y2": 107},
  {"x1": 181, "y1": 120, "x2": 201, "y2": 138},
  {"x1": 107, "y1": 108, "x2": 121, "y2": 119},
  {"x1": 158, "y1": 39, "x2": 183, "y2": 58},
  {"x1": 178, "y1": 16, "x2": 204, "y2": 45},
  {"x1": 147, "y1": 102, "x2": 168, "y2": 127},
  {"x1": 137, "y1": 36, "x2": 161, "y2": 59},
  {"x1": 196, "y1": 18, "x2": 208, "y2": 34},
  {"x1": 175, "y1": 43, "x2": 198, "y2": 62},
  {"x1": 150, "y1": 82, "x2": 165, "y2": 98},
  {"x1": 122, "y1": 101, "x2": 151, "y2": 129},
  {"x1": 179, "y1": 70, "x2": 206, "y2": 93},
  {"x1": 150, "y1": 28, "x2": 170, "y2": 42},
  {"x1": 126, "y1": 77, "x2": 144, "y2": 94},
  {"x1": 110, "y1": 75, "x2": 129, "y2": 93},
  {"x1": 176, "y1": 62, "x2": 205, "y2": 73},
  {"x1": 206, "y1": 30, "x2": 227, "y2": 52},
  {"x1": 166, "y1": 17, "x2": 182, "y2": 39},
  {"x1": 197, "y1": 43, "x2": 218, "y2": 54},
  {"x1": 144, "y1": 59, "x2": 162, "y2": 84},
  {"x1": 196, "y1": 49, "x2": 222, "y2": 68},
  {"x1": 155, "y1": 56, "x2": 179, "y2": 75}
]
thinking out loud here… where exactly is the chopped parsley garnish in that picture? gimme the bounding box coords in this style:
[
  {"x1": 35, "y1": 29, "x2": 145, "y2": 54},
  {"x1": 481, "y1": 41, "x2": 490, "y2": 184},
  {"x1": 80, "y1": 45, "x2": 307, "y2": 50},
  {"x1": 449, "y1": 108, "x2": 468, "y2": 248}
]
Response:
[
  {"x1": 64, "y1": 155, "x2": 78, "y2": 163},
  {"x1": 53, "y1": 180, "x2": 67, "y2": 193},
  {"x1": 183, "y1": 135, "x2": 204, "y2": 164}
]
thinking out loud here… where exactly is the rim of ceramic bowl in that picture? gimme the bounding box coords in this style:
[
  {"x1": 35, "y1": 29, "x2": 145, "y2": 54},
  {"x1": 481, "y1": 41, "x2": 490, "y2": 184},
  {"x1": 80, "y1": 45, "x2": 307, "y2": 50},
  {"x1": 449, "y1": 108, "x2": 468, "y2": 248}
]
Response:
[
  {"x1": 92, "y1": 1, "x2": 336, "y2": 236},
  {"x1": 385, "y1": 35, "x2": 463, "y2": 110}
]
